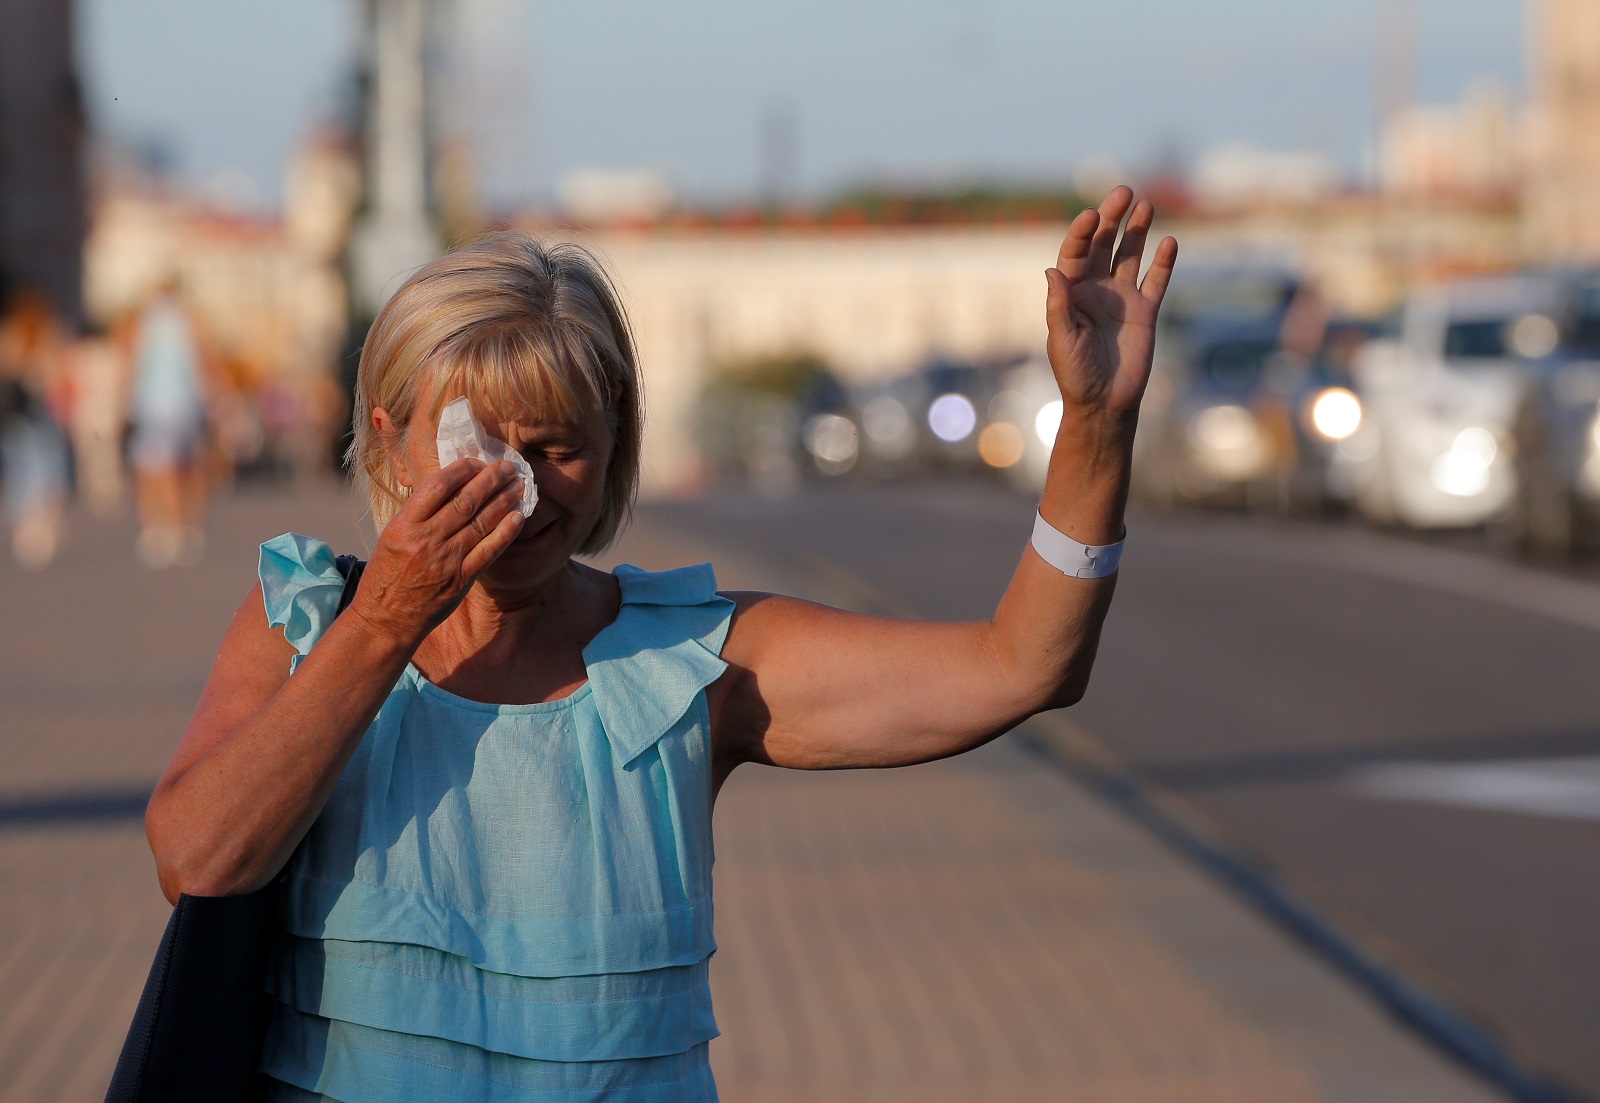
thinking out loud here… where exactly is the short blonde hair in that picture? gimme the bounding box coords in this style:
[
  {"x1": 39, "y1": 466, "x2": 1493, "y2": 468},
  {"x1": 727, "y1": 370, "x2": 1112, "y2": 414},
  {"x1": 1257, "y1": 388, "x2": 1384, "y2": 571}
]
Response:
[{"x1": 348, "y1": 233, "x2": 643, "y2": 554}]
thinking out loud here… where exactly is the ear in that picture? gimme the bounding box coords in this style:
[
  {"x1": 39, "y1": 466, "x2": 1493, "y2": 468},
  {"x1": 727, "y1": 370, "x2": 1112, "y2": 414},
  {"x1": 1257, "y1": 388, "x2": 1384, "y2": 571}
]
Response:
[{"x1": 372, "y1": 406, "x2": 414, "y2": 490}]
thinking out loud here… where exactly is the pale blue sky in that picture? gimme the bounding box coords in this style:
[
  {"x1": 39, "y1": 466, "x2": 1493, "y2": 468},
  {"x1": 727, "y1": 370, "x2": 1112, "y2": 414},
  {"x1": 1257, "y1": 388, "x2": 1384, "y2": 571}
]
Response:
[{"x1": 81, "y1": 0, "x2": 1527, "y2": 210}]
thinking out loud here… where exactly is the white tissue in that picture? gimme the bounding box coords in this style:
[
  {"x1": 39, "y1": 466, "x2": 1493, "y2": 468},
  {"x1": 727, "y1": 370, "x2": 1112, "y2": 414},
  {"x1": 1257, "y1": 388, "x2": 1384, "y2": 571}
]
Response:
[{"x1": 435, "y1": 396, "x2": 539, "y2": 517}]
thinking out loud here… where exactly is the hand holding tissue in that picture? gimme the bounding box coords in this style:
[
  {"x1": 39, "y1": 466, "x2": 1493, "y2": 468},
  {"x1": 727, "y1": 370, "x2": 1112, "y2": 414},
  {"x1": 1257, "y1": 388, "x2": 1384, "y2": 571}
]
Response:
[{"x1": 436, "y1": 397, "x2": 540, "y2": 518}]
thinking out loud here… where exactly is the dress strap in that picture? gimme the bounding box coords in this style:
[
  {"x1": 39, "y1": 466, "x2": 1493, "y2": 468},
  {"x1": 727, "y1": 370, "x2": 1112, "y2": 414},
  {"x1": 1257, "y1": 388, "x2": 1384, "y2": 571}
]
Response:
[
  {"x1": 583, "y1": 564, "x2": 734, "y2": 765},
  {"x1": 259, "y1": 533, "x2": 345, "y2": 669}
]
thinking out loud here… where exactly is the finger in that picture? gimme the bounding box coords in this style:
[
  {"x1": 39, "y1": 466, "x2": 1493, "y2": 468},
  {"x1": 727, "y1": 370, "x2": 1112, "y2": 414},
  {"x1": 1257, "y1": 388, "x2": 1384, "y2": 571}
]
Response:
[
  {"x1": 1044, "y1": 267, "x2": 1077, "y2": 342},
  {"x1": 461, "y1": 507, "x2": 525, "y2": 577},
  {"x1": 444, "y1": 480, "x2": 518, "y2": 566},
  {"x1": 1139, "y1": 236, "x2": 1180, "y2": 308},
  {"x1": 1055, "y1": 208, "x2": 1101, "y2": 283},
  {"x1": 404, "y1": 458, "x2": 485, "y2": 521},
  {"x1": 1086, "y1": 186, "x2": 1134, "y2": 278},
  {"x1": 1111, "y1": 199, "x2": 1154, "y2": 285},
  {"x1": 429, "y1": 460, "x2": 518, "y2": 536}
]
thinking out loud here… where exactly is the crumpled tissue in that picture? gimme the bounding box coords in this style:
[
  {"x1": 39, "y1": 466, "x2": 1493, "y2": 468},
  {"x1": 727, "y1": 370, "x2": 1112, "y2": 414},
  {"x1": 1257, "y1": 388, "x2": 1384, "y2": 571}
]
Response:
[{"x1": 435, "y1": 396, "x2": 539, "y2": 517}]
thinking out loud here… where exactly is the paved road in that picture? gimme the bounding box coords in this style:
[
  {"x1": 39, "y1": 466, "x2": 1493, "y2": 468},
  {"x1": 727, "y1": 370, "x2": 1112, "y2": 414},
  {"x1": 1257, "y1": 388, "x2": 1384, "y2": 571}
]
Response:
[{"x1": 643, "y1": 479, "x2": 1600, "y2": 1099}]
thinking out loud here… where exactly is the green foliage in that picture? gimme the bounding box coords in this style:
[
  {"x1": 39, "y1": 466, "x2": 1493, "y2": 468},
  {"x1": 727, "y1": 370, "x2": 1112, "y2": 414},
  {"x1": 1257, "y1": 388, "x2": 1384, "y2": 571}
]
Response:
[{"x1": 707, "y1": 350, "x2": 834, "y2": 399}]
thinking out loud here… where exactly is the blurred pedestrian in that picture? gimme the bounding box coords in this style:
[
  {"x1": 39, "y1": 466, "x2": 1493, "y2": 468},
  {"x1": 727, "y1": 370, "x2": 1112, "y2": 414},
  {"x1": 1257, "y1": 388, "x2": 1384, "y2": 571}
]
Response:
[
  {"x1": 66, "y1": 321, "x2": 130, "y2": 518},
  {"x1": 0, "y1": 286, "x2": 72, "y2": 570},
  {"x1": 145, "y1": 190, "x2": 1177, "y2": 1101},
  {"x1": 128, "y1": 277, "x2": 210, "y2": 568}
]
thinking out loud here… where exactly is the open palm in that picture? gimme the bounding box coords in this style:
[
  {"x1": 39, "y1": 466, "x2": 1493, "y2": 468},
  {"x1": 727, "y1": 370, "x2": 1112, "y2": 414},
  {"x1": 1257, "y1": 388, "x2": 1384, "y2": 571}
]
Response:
[{"x1": 1045, "y1": 186, "x2": 1178, "y2": 421}]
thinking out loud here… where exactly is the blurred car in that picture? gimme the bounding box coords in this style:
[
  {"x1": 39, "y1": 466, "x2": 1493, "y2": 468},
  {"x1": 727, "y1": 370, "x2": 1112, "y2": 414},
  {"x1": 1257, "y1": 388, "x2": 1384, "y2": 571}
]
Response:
[
  {"x1": 698, "y1": 352, "x2": 857, "y2": 493},
  {"x1": 856, "y1": 356, "x2": 1014, "y2": 476},
  {"x1": 1498, "y1": 269, "x2": 1600, "y2": 557},
  {"x1": 1344, "y1": 275, "x2": 1561, "y2": 530},
  {"x1": 986, "y1": 353, "x2": 1060, "y2": 493},
  {"x1": 1125, "y1": 263, "x2": 1373, "y2": 511}
]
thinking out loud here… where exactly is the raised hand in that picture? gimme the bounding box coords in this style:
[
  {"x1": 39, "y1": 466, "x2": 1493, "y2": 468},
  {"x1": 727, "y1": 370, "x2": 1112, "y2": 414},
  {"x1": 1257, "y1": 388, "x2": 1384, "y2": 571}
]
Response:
[
  {"x1": 1045, "y1": 186, "x2": 1178, "y2": 425},
  {"x1": 350, "y1": 458, "x2": 525, "y2": 645}
]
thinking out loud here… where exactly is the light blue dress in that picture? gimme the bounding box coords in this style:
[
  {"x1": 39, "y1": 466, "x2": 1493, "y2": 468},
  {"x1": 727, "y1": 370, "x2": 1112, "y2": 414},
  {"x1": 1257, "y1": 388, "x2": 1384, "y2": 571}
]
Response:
[{"x1": 254, "y1": 533, "x2": 732, "y2": 1102}]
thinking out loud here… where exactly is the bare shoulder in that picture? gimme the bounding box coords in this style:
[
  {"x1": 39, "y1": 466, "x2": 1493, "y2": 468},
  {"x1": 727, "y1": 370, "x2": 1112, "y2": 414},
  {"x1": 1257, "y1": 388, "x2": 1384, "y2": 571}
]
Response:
[
  {"x1": 153, "y1": 583, "x2": 296, "y2": 793},
  {"x1": 717, "y1": 590, "x2": 834, "y2": 665}
]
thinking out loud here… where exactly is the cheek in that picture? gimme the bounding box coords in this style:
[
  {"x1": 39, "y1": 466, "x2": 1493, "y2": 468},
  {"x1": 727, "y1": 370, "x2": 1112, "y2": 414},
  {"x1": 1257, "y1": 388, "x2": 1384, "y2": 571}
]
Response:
[{"x1": 536, "y1": 457, "x2": 609, "y2": 515}]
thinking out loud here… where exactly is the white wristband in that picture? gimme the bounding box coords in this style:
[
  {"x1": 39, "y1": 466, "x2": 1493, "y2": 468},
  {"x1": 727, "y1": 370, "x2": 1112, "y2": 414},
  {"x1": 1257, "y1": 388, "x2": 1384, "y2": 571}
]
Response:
[{"x1": 1031, "y1": 512, "x2": 1125, "y2": 578}]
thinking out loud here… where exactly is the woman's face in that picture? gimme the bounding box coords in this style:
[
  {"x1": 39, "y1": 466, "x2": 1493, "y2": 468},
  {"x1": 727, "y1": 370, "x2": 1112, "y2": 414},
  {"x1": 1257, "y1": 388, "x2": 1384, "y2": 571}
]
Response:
[{"x1": 383, "y1": 390, "x2": 615, "y2": 589}]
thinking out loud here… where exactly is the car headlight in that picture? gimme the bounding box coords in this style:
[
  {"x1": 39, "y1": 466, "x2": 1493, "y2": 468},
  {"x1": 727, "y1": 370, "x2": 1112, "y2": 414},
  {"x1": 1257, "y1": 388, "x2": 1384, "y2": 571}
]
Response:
[
  {"x1": 1307, "y1": 388, "x2": 1362, "y2": 441},
  {"x1": 1034, "y1": 400, "x2": 1063, "y2": 445},
  {"x1": 802, "y1": 413, "x2": 859, "y2": 473},
  {"x1": 928, "y1": 394, "x2": 977, "y2": 442},
  {"x1": 1190, "y1": 404, "x2": 1259, "y2": 452},
  {"x1": 1429, "y1": 427, "x2": 1498, "y2": 497},
  {"x1": 978, "y1": 422, "x2": 1025, "y2": 468}
]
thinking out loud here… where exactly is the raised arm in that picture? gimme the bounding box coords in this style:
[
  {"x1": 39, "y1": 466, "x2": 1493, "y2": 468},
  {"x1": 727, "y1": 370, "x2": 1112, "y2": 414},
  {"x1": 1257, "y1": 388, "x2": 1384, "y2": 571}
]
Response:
[
  {"x1": 145, "y1": 458, "x2": 524, "y2": 902},
  {"x1": 712, "y1": 186, "x2": 1177, "y2": 772}
]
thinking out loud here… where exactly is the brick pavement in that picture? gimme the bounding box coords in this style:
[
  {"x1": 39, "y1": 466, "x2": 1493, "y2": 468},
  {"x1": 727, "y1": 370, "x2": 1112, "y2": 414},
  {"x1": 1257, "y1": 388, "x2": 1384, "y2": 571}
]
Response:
[{"x1": 0, "y1": 485, "x2": 1502, "y2": 1102}]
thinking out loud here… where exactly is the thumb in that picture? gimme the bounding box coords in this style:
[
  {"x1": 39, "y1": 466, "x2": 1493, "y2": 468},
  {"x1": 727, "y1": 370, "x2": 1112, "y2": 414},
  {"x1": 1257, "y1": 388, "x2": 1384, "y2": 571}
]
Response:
[{"x1": 1045, "y1": 267, "x2": 1076, "y2": 347}]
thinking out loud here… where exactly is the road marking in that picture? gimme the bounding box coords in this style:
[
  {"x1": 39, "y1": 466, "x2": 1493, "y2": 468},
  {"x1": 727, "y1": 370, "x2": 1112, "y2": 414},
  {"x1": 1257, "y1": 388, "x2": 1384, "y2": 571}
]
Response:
[
  {"x1": 1144, "y1": 521, "x2": 1600, "y2": 633},
  {"x1": 1348, "y1": 756, "x2": 1600, "y2": 822}
]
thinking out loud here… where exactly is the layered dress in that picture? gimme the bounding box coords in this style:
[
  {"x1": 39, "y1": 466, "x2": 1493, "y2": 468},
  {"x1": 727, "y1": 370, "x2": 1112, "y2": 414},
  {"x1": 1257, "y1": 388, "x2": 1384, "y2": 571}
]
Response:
[{"x1": 254, "y1": 534, "x2": 731, "y2": 1102}]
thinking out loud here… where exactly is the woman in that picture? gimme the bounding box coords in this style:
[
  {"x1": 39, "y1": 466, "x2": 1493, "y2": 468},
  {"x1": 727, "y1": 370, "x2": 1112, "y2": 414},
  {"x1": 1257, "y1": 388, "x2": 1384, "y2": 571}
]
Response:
[{"x1": 146, "y1": 186, "x2": 1177, "y2": 1101}]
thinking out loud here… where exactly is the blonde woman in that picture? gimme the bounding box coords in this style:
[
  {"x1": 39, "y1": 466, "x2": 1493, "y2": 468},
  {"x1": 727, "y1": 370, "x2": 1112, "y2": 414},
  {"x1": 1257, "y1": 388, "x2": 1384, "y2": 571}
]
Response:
[{"x1": 146, "y1": 186, "x2": 1177, "y2": 1101}]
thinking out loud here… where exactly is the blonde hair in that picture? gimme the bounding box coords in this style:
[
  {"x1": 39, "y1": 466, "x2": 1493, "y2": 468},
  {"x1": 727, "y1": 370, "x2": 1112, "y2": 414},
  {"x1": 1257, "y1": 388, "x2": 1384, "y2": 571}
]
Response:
[{"x1": 348, "y1": 233, "x2": 643, "y2": 554}]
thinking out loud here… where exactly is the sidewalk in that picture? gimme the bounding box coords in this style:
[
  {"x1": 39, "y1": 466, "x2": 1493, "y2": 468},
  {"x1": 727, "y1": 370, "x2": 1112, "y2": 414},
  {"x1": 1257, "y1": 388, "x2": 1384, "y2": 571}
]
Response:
[{"x1": 0, "y1": 484, "x2": 1502, "y2": 1102}]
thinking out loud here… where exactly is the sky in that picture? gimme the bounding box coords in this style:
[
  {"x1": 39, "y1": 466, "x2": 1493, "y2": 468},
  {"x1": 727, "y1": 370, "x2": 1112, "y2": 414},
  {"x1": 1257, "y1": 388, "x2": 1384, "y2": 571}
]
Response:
[{"x1": 80, "y1": 0, "x2": 1527, "y2": 211}]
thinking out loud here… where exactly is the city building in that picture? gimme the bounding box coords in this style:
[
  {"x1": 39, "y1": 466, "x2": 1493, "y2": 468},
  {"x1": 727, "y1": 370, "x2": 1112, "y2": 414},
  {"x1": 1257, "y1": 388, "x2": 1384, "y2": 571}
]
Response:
[
  {"x1": 1525, "y1": 0, "x2": 1600, "y2": 260},
  {"x1": 1380, "y1": 80, "x2": 1521, "y2": 202}
]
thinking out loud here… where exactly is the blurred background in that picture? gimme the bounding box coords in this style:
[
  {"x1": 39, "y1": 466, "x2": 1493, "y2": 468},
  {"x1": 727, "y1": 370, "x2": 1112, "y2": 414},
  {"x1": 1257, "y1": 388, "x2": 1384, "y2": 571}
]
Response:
[{"x1": 6, "y1": 1, "x2": 1600, "y2": 1101}]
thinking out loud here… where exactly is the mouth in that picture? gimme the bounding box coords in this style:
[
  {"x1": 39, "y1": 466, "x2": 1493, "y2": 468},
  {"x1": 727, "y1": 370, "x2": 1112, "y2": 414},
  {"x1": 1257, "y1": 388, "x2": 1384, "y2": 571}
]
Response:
[{"x1": 514, "y1": 514, "x2": 557, "y2": 543}]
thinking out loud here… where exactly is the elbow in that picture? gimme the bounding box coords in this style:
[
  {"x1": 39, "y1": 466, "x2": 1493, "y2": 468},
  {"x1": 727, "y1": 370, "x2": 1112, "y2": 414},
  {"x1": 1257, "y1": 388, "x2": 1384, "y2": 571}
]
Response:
[
  {"x1": 146, "y1": 799, "x2": 265, "y2": 904},
  {"x1": 1029, "y1": 661, "x2": 1093, "y2": 714}
]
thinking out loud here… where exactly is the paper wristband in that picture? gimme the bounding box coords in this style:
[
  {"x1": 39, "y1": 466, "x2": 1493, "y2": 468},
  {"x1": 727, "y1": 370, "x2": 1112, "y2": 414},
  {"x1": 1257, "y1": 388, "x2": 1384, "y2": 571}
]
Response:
[{"x1": 1031, "y1": 512, "x2": 1125, "y2": 579}]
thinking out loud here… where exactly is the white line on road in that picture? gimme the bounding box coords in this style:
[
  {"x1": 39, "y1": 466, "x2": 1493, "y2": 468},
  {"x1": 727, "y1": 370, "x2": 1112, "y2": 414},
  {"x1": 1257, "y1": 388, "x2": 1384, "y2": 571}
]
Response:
[
  {"x1": 1348, "y1": 756, "x2": 1600, "y2": 823},
  {"x1": 1144, "y1": 522, "x2": 1600, "y2": 633}
]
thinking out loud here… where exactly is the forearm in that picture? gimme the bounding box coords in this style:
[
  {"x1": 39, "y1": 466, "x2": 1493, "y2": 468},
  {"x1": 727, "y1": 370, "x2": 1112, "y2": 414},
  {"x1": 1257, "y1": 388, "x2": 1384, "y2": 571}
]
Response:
[
  {"x1": 147, "y1": 615, "x2": 415, "y2": 900},
  {"x1": 987, "y1": 413, "x2": 1135, "y2": 712}
]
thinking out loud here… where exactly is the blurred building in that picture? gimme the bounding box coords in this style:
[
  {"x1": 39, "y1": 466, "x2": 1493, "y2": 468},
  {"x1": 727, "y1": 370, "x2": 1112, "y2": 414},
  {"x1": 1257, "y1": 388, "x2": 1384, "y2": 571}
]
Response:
[
  {"x1": 1191, "y1": 144, "x2": 1339, "y2": 210},
  {"x1": 558, "y1": 168, "x2": 676, "y2": 226},
  {"x1": 1380, "y1": 80, "x2": 1520, "y2": 201},
  {"x1": 0, "y1": 0, "x2": 86, "y2": 324},
  {"x1": 85, "y1": 135, "x2": 360, "y2": 477},
  {"x1": 536, "y1": 220, "x2": 1059, "y2": 491},
  {"x1": 1525, "y1": 0, "x2": 1600, "y2": 260}
]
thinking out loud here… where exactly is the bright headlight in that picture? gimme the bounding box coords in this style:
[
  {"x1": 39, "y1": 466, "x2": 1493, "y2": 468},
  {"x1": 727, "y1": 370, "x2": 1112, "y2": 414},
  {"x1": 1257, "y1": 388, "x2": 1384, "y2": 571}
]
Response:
[
  {"x1": 1309, "y1": 388, "x2": 1362, "y2": 440},
  {"x1": 802, "y1": 413, "x2": 859, "y2": 469},
  {"x1": 1034, "y1": 400, "x2": 1064, "y2": 445},
  {"x1": 1190, "y1": 404, "x2": 1258, "y2": 452},
  {"x1": 928, "y1": 394, "x2": 976, "y2": 442},
  {"x1": 1453, "y1": 426, "x2": 1498, "y2": 464},
  {"x1": 1429, "y1": 427, "x2": 1499, "y2": 497}
]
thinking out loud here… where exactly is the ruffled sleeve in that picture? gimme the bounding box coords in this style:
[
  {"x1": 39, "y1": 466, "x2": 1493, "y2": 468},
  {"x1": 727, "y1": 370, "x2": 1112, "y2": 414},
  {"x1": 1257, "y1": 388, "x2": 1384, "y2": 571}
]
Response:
[
  {"x1": 583, "y1": 563, "x2": 734, "y2": 765},
  {"x1": 259, "y1": 533, "x2": 345, "y2": 670}
]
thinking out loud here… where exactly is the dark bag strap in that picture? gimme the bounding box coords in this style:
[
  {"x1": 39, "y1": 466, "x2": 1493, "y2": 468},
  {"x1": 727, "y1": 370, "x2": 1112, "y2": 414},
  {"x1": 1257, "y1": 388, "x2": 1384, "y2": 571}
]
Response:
[{"x1": 105, "y1": 554, "x2": 366, "y2": 1103}]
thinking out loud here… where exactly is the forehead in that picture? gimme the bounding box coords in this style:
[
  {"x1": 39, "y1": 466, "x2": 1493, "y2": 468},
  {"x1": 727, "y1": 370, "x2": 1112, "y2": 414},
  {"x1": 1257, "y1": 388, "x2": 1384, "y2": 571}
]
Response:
[{"x1": 419, "y1": 355, "x2": 604, "y2": 429}]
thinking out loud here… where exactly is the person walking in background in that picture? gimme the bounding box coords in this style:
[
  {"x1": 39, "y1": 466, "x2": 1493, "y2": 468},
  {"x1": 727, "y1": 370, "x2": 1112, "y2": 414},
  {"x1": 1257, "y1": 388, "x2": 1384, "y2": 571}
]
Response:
[
  {"x1": 129, "y1": 277, "x2": 211, "y2": 568},
  {"x1": 66, "y1": 320, "x2": 131, "y2": 519},
  {"x1": 0, "y1": 286, "x2": 72, "y2": 570}
]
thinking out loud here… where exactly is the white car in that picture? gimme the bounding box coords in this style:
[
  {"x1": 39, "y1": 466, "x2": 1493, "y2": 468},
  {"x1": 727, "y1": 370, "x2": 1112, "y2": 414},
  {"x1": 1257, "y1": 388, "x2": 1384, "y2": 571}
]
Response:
[{"x1": 1344, "y1": 276, "x2": 1561, "y2": 529}]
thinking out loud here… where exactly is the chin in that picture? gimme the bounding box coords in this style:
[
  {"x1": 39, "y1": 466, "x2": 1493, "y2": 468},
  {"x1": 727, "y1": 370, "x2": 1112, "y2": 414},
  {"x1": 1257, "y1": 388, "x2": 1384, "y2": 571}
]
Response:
[{"x1": 487, "y1": 520, "x2": 572, "y2": 572}]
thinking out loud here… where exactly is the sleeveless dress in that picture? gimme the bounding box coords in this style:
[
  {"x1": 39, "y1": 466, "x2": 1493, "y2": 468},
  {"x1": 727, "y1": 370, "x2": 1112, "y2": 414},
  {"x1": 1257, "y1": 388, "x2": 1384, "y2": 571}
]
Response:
[{"x1": 254, "y1": 533, "x2": 732, "y2": 1102}]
